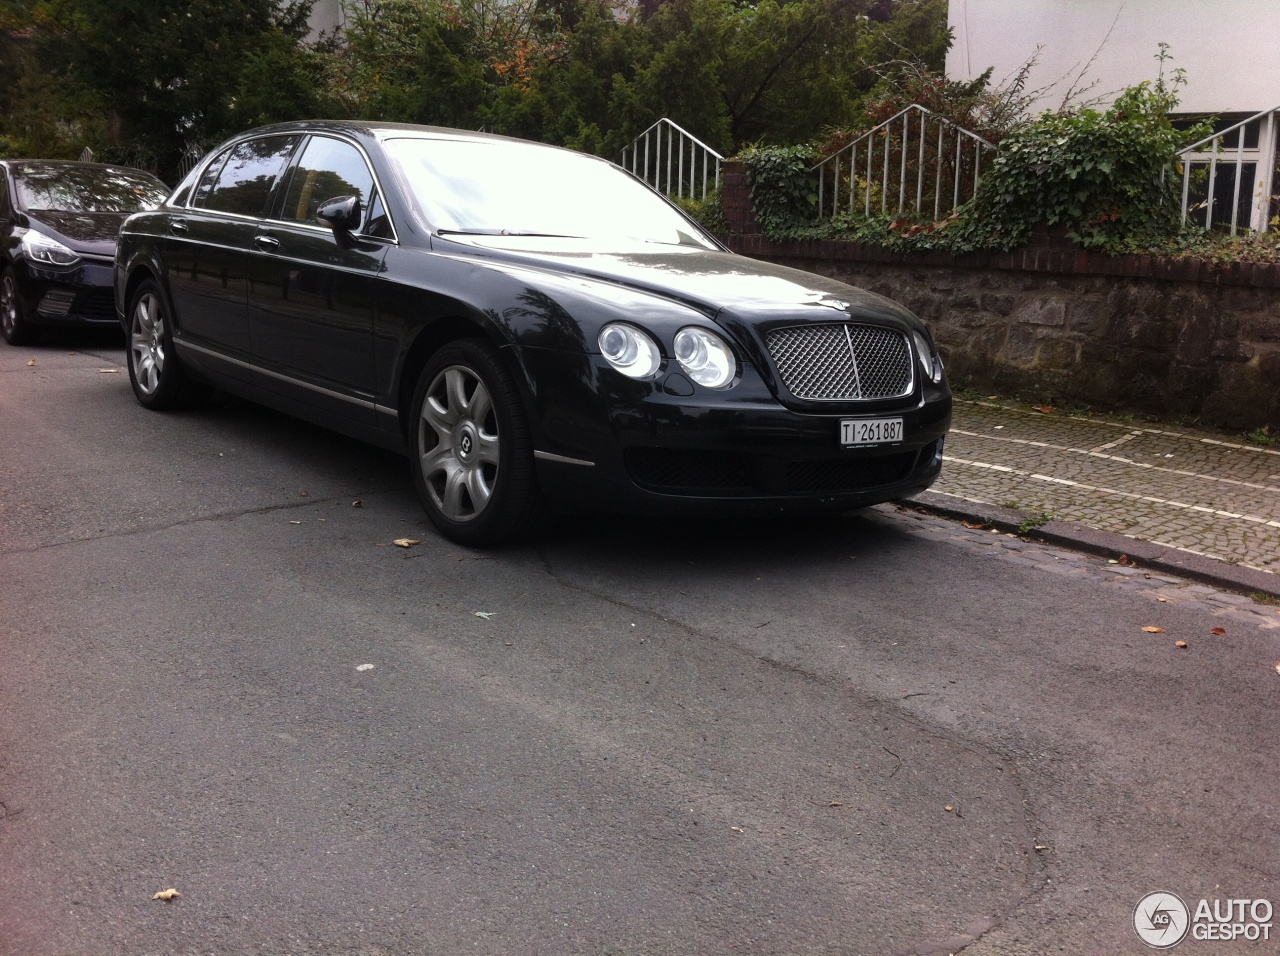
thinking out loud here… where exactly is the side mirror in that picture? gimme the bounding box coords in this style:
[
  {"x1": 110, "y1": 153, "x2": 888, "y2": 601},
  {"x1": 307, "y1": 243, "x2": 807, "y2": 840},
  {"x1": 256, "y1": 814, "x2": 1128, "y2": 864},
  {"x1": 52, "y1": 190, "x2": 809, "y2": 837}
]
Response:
[{"x1": 315, "y1": 195, "x2": 362, "y2": 234}]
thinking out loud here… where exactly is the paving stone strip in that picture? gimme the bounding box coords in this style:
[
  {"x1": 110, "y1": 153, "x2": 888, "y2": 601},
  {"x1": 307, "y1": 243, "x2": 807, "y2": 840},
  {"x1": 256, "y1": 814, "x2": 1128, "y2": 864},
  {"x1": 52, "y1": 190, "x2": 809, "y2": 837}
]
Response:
[{"x1": 927, "y1": 400, "x2": 1280, "y2": 578}]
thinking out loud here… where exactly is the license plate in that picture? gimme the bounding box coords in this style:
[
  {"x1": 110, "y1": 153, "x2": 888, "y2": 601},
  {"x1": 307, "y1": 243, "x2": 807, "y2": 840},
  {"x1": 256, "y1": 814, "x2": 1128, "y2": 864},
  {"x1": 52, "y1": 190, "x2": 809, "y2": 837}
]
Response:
[{"x1": 840, "y1": 417, "x2": 903, "y2": 446}]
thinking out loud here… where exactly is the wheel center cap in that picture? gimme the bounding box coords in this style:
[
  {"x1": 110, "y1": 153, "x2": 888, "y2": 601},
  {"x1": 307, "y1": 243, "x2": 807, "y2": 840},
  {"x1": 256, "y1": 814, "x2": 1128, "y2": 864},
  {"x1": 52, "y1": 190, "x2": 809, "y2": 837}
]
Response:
[{"x1": 457, "y1": 424, "x2": 477, "y2": 462}]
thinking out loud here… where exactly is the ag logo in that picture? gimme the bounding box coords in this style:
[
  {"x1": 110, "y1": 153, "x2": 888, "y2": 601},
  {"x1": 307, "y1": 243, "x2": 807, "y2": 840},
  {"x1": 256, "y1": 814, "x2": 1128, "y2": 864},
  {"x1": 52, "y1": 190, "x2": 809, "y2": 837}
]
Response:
[{"x1": 1134, "y1": 891, "x2": 1190, "y2": 948}]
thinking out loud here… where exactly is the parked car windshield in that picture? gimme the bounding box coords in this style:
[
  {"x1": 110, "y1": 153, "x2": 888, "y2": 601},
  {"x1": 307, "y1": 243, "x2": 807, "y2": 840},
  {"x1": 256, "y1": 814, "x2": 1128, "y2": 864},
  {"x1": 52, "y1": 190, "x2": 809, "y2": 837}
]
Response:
[
  {"x1": 384, "y1": 137, "x2": 718, "y2": 249},
  {"x1": 14, "y1": 164, "x2": 169, "y2": 213}
]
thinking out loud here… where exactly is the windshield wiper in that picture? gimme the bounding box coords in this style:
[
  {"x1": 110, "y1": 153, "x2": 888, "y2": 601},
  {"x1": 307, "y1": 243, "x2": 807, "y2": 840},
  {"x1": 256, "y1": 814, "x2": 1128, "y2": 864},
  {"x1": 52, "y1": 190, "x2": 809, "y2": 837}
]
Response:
[{"x1": 436, "y1": 228, "x2": 586, "y2": 239}]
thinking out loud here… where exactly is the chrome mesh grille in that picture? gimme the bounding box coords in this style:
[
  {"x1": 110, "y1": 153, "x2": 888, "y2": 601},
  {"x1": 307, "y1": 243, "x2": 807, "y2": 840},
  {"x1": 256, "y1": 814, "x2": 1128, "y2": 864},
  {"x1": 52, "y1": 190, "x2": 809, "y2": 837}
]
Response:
[{"x1": 766, "y1": 324, "x2": 912, "y2": 401}]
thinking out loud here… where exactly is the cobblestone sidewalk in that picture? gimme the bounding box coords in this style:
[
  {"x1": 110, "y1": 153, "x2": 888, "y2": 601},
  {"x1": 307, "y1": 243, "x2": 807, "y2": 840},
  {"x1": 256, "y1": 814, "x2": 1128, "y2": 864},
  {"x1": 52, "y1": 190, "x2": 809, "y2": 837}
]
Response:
[{"x1": 926, "y1": 400, "x2": 1280, "y2": 580}]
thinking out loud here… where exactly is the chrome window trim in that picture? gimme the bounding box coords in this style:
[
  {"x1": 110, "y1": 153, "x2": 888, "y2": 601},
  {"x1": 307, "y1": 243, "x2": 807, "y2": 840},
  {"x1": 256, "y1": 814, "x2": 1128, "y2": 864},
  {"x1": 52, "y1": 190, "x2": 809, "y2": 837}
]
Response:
[{"x1": 269, "y1": 133, "x2": 401, "y2": 245}]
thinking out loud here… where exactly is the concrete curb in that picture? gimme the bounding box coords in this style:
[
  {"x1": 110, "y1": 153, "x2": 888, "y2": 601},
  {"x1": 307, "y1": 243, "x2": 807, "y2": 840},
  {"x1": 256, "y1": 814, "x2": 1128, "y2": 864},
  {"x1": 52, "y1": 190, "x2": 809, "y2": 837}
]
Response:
[{"x1": 903, "y1": 490, "x2": 1280, "y2": 601}]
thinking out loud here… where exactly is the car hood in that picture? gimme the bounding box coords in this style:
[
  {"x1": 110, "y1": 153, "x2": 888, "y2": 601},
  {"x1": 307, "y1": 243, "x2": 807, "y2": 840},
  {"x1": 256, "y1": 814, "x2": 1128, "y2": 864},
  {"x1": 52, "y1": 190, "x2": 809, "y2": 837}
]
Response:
[
  {"x1": 438, "y1": 236, "x2": 921, "y2": 328},
  {"x1": 28, "y1": 211, "x2": 131, "y2": 256}
]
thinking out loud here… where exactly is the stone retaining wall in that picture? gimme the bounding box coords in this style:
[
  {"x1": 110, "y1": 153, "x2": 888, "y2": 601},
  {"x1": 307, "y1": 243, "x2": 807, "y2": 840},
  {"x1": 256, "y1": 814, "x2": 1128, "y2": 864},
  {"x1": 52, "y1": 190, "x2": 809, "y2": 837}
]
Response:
[{"x1": 720, "y1": 164, "x2": 1280, "y2": 430}]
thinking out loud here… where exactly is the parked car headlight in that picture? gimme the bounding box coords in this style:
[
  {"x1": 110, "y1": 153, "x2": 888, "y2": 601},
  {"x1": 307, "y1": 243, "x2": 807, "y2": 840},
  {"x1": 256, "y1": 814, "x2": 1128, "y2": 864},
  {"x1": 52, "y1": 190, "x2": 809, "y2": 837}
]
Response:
[
  {"x1": 911, "y1": 329, "x2": 943, "y2": 384},
  {"x1": 21, "y1": 230, "x2": 80, "y2": 267},
  {"x1": 674, "y1": 327, "x2": 735, "y2": 388},
  {"x1": 599, "y1": 323, "x2": 661, "y2": 379}
]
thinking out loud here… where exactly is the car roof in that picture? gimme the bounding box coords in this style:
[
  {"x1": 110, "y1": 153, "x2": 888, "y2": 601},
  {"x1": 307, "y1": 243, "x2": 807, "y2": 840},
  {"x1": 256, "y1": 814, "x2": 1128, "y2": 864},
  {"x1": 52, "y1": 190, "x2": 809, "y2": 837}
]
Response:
[{"x1": 224, "y1": 120, "x2": 596, "y2": 156}]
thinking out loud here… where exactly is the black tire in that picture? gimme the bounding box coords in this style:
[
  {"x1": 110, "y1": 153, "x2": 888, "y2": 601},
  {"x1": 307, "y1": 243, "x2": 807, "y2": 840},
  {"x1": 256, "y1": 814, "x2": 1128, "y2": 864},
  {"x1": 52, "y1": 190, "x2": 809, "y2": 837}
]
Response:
[
  {"x1": 125, "y1": 279, "x2": 207, "y2": 409},
  {"x1": 409, "y1": 339, "x2": 546, "y2": 546},
  {"x1": 1, "y1": 267, "x2": 33, "y2": 346}
]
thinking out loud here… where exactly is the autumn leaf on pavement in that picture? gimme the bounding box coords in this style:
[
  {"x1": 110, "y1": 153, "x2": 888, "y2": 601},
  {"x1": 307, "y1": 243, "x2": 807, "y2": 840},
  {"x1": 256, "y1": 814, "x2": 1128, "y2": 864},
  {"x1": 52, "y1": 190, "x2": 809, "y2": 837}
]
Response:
[
  {"x1": 1210, "y1": 627, "x2": 1226, "y2": 636},
  {"x1": 1032, "y1": 405, "x2": 1054, "y2": 414},
  {"x1": 474, "y1": 611, "x2": 496, "y2": 620},
  {"x1": 1175, "y1": 641, "x2": 1189, "y2": 649},
  {"x1": 1141, "y1": 626, "x2": 1165, "y2": 633},
  {"x1": 392, "y1": 538, "x2": 421, "y2": 548},
  {"x1": 26, "y1": 358, "x2": 36, "y2": 367},
  {"x1": 152, "y1": 889, "x2": 181, "y2": 901}
]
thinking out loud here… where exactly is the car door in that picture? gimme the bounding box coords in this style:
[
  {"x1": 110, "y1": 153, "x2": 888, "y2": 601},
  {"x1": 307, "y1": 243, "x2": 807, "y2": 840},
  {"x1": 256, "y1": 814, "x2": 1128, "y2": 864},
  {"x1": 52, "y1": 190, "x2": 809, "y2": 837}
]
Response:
[
  {"x1": 246, "y1": 135, "x2": 390, "y2": 432},
  {"x1": 164, "y1": 135, "x2": 300, "y2": 381}
]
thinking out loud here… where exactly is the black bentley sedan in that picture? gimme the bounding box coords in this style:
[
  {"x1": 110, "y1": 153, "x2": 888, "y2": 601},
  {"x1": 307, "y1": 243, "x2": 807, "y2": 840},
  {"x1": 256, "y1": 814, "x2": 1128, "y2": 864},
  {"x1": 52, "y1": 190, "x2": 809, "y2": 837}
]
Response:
[
  {"x1": 1, "y1": 160, "x2": 169, "y2": 344},
  {"x1": 115, "y1": 121, "x2": 951, "y2": 545}
]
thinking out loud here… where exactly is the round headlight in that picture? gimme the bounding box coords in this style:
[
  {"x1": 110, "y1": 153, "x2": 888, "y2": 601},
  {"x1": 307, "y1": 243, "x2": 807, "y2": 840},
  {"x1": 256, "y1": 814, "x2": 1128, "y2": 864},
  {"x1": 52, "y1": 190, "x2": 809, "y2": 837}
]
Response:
[
  {"x1": 673, "y1": 327, "x2": 736, "y2": 389},
  {"x1": 911, "y1": 329, "x2": 943, "y2": 384},
  {"x1": 599, "y1": 323, "x2": 661, "y2": 379},
  {"x1": 21, "y1": 230, "x2": 80, "y2": 267}
]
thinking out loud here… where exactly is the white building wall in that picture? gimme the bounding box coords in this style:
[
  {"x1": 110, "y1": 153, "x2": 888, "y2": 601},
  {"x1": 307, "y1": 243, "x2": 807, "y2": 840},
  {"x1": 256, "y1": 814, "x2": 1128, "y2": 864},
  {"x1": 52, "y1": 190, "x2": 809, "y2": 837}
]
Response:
[{"x1": 947, "y1": 0, "x2": 1280, "y2": 115}]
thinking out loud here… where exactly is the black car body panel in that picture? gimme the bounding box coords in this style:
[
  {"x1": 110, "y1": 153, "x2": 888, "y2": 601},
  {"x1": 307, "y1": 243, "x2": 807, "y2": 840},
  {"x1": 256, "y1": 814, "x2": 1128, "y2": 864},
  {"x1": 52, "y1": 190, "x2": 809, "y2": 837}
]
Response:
[{"x1": 115, "y1": 121, "x2": 951, "y2": 533}]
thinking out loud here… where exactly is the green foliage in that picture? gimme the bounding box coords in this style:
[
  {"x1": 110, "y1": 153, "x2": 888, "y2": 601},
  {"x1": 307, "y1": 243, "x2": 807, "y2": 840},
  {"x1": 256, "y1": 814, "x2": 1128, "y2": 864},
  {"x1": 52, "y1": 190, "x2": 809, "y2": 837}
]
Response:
[
  {"x1": 737, "y1": 144, "x2": 819, "y2": 233},
  {"x1": 957, "y1": 78, "x2": 1206, "y2": 251},
  {"x1": 670, "y1": 188, "x2": 727, "y2": 234},
  {"x1": 18, "y1": 0, "x2": 330, "y2": 177},
  {"x1": 742, "y1": 65, "x2": 1220, "y2": 258}
]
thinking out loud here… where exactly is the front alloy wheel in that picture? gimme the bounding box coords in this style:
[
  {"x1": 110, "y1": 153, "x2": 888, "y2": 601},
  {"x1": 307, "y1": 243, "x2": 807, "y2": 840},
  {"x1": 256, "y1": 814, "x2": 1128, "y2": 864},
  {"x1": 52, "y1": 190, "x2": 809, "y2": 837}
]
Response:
[
  {"x1": 419, "y1": 364, "x2": 500, "y2": 522},
  {"x1": 1, "y1": 269, "x2": 31, "y2": 345},
  {"x1": 409, "y1": 340, "x2": 544, "y2": 545}
]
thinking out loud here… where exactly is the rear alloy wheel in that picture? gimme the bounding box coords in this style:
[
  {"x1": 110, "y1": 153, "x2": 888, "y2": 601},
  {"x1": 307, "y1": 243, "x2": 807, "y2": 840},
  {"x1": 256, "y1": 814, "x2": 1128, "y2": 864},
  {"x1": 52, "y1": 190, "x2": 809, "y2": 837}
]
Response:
[
  {"x1": 1, "y1": 268, "x2": 32, "y2": 346},
  {"x1": 126, "y1": 280, "x2": 205, "y2": 409},
  {"x1": 410, "y1": 340, "x2": 544, "y2": 546}
]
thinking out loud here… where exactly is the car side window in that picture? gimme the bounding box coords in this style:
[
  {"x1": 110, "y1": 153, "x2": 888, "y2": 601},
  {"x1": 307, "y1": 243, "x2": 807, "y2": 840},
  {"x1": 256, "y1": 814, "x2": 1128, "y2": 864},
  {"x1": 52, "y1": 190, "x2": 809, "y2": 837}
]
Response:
[
  {"x1": 191, "y1": 147, "x2": 233, "y2": 209},
  {"x1": 0, "y1": 175, "x2": 10, "y2": 219},
  {"x1": 278, "y1": 137, "x2": 377, "y2": 231},
  {"x1": 200, "y1": 136, "x2": 299, "y2": 217}
]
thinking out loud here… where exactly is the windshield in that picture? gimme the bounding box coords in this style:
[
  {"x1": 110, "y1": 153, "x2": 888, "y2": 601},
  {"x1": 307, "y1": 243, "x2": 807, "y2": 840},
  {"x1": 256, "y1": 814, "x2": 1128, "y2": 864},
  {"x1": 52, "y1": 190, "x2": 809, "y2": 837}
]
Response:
[
  {"x1": 15, "y1": 164, "x2": 169, "y2": 213},
  {"x1": 384, "y1": 137, "x2": 717, "y2": 249}
]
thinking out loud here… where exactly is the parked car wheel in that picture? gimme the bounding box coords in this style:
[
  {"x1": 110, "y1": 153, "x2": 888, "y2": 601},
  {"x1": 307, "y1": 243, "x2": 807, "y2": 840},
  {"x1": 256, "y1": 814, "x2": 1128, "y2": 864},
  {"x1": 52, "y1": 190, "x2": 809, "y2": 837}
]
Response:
[
  {"x1": 126, "y1": 280, "x2": 204, "y2": 409},
  {"x1": 1, "y1": 268, "x2": 32, "y2": 345},
  {"x1": 410, "y1": 340, "x2": 544, "y2": 546}
]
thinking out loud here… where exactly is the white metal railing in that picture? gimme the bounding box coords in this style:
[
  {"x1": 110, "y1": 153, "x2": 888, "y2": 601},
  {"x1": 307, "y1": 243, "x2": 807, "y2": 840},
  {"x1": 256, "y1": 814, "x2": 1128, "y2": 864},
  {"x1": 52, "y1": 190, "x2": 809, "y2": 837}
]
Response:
[
  {"x1": 1179, "y1": 106, "x2": 1280, "y2": 234},
  {"x1": 813, "y1": 105, "x2": 996, "y2": 222},
  {"x1": 176, "y1": 143, "x2": 207, "y2": 180},
  {"x1": 621, "y1": 118, "x2": 723, "y2": 201},
  {"x1": 79, "y1": 147, "x2": 93, "y2": 162}
]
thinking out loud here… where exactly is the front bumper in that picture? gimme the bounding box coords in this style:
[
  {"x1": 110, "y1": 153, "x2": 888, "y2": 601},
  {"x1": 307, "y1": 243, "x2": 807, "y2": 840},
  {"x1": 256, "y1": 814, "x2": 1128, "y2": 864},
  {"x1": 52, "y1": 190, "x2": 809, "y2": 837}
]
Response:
[
  {"x1": 13, "y1": 258, "x2": 119, "y2": 327},
  {"x1": 520, "y1": 347, "x2": 952, "y2": 516}
]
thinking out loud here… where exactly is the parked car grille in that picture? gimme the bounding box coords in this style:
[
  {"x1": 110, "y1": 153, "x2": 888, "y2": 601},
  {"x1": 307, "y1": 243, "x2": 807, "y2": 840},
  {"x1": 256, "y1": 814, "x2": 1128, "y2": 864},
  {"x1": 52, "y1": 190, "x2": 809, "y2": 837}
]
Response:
[
  {"x1": 765, "y1": 324, "x2": 912, "y2": 401},
  {"x1": 626, "y1": 447, "x2": 924, "y2": 496},
  {"x1": 626, "y1": 448, "x2": 753, "y2": 494},
  {"x1": 78, "y1": 288, "x2": 117, "y2": 321}
]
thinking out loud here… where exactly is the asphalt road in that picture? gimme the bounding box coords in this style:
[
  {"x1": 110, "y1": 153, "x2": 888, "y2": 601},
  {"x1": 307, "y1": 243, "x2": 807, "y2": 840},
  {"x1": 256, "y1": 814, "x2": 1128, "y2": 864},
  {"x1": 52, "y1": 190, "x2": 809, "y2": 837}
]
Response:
[{"x1": 2, "y1": 337, "x2": 1278, "y2": 955}]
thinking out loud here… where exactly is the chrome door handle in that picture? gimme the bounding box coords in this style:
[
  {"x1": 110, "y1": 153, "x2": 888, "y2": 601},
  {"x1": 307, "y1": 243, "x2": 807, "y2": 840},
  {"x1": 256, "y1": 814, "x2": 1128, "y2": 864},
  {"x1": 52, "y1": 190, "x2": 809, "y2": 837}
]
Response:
[
  {"x1": 169, "y1": 221, "x2": 189, "y2": 235},
  {"x1": 254, "y1": 235, "x2": 281, "y2": 251}
]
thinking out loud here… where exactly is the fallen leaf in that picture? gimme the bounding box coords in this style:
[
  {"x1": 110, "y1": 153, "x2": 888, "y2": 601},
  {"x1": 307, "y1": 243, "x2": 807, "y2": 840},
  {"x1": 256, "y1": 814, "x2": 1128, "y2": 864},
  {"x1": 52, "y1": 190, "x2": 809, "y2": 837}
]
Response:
[
  {"x1": 298, "y1": 490, "x2": 309, "y2": 497},
  {"x1": 1211, "y1": 627, "x2": 1226, "y2": 636},
  {"x1": 1157, "y1": 597, "x2": 1168, "y2": 603},
  {"x1": 352, "y1": 499, "x2": 363, "y2": 508},
  {"x1": 962, "y1": 520, "x2": 984, "y2": 529},
  {"x1": 730, "y1": 826, "x2": 744, "y2": 833},
  {"x1": 356, "y1": 663, "x2": 374, "y2": 672},
  {"x1": 98, "y1": 368, "x2": 119, "y2": 373},
  {"x1": 474, "y1": 611, "x2": 496, "y2": 620},
  {"x1": 503, "y1": 641, "x2": 513, "y2": 646},
  {"x1": 1034, "y1": 844, "x2": 1049, "y2": 852},
  {"x1": 152, "y1": 889, "x2": 181, "y2": 901},
  {"x1": 392, "y1": 538, "x2": 421, "y2": 548},
  {"x1": 1275, "y1": 661, "x2": 1280, "y2": 675},
  {"x1": 1141, "y1": 626, "x2": 1165, "y2": 633},
  {"x1": 26, "y1": 358, "x2": 36, "y2": 367},
  {"x1": 944, "y1": 805, "x2": 954, "y2": 812},
  {"x1": 1175, "y1": 641, "x2": 1189, "y2": 649},
  {"x1": 1117, "y1": 554, "x2": 1130, "y2": 565},
  {"x1": 1032, "y1": 405, "x2": 1054, "y2": 414},
  {"x1": 289, "y1": 520, "x2": 302, "y2": 525}
]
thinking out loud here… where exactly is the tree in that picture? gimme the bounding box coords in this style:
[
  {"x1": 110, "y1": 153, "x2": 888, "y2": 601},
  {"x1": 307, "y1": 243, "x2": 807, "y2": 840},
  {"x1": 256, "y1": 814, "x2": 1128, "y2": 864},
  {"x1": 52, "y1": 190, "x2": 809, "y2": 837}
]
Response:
[{"x1": 34, "y1": 0, "x2": 329, "y2": 176}]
